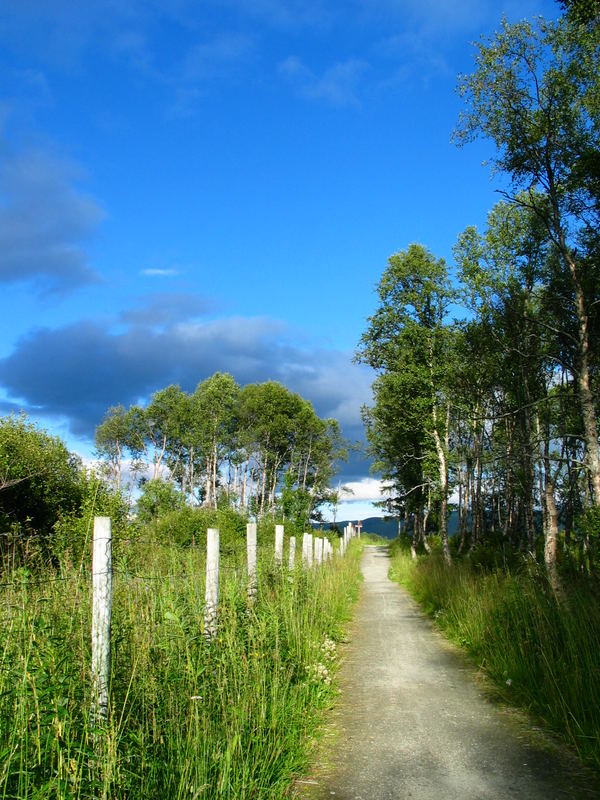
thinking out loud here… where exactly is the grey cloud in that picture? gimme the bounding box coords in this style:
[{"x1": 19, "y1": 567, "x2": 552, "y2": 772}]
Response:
[
  {"x1": 0, "y1": 146, "x2": 103, "y2": 291},
  {"x1": 0, "y1": 316, "x2": 372, "y2": 446},
  {"x1": 119, "y1": 293, "x2": 217, "y2": 326}
]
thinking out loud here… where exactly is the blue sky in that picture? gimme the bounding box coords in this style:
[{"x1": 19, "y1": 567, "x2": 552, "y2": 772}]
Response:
[{"x1": 0, "y1": 0, "x2": 559, "y2": 520}]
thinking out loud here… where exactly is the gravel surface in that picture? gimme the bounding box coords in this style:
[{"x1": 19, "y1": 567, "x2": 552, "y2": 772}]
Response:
[{"x1": 295, "y1": 545, "x2": 599, "y2": 800}]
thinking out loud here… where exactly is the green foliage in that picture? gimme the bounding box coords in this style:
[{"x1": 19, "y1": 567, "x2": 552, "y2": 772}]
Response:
[
  {"x1": 390, "y1": 546, "x2": 600, "y2": 769},
  {"x1": 136, "y1": 478, "x2": 184, "y2": 522},
  {"x1": 52, "y1": 475, "x2": 128, "y2": 568},
  {"x1": 141, "y1": 505, "x2": 248, "y2": 549},
  {"x1": 559, "y1": 0, "x2": 600, "y2": 26},
  {"x1": 94, "y1": 375, "x2": 345, "y2": 521},
  {"x1": 356, "y1": 244, "x2": 456, "y2": 559},
  {"x1": 0, "y1": 415, "x2": 85, "y2": 555},
  {"x1": 574, "y1": 506, "x2": 600, "y2": 571}
]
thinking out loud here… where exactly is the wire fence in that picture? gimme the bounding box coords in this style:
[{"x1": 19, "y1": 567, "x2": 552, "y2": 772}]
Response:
[{"x1": 0, "y1": 516, "x2": 361, "y2": 727}]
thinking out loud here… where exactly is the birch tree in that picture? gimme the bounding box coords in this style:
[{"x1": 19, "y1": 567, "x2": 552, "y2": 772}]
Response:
[
  {"x1": 356, "y1": 244, "x2": 456, "y2": 563},
  {"x1": 455, "y1": 16, "x2": 600, "y2": 504}
]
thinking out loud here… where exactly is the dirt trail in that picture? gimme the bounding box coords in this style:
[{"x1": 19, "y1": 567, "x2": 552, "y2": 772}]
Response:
[{"x1": 295, "y1": 545, "x2": 599, "y2": 800}]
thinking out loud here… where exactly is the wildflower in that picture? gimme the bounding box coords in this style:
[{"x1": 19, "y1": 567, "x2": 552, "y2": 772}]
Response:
[
  {"x1": 505, "y1": 678, "x2": 512, "y2": 687},
  {"x1": 306, "y1": 661, "x2": 332, "y2": 685},
  {"x1": 320, "y1": 637, "x2": 337, "y2": 660}
]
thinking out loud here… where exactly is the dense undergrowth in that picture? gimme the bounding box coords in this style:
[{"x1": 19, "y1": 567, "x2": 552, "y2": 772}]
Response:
[
  {"x1": 0, "y1": 510, "x2": 361, "y2": 799},
  {"x1": 389, "y1": 537, "x2": 600, "y2": 771}
]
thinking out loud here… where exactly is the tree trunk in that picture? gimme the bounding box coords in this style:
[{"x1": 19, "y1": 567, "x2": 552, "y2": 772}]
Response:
[
  {"x1": 411, "y1": 510, "x2": 421, "y2": 560},
  {"x1": 432, "y1": 401, "x2": 451, "y2": 564},
  {"x1": 421, "y1": 491, "x2": 432, "y2": 554},
  {"x1": 189, "y1": 446, "x2": 195, "y2": 508},
  {"x1": 212, "y1": 440, "x2": 218, "y2": 510},
  {"x1": 259, "y1": 454, "x2": 267, "y2": 517},
  {"x1": 557, "y1": 235, "x2": 600, "y2": 506},
  {"x1": 302, "y1": 434, "x2": 313, "y2": 492},
  {"x1": 457, "y1": 468, "x2": 466, "y2": 555}
]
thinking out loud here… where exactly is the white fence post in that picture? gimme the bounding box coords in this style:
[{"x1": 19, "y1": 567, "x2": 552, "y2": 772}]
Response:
[
  {"x1": 289, "y1": 535, "x2": 296, "y2": 571},
  {"x1": 205, "y1": 528, "x2": 219, "y2": 638},
  {"x1": 314, "y1": 537, "x2": 323, "y2": 566},
  {"x1": 302, "y1": 532, "x2": 313, "y2": 569},
  {"x1": 275, "y1": 524, "x2": 284, "y2": 566},
  {"x1": 91, "y1": 516, "x2": 112, "y2": 726},
  {"x1": 247, "y1": 522, "x2": 257, "y2": 601}
]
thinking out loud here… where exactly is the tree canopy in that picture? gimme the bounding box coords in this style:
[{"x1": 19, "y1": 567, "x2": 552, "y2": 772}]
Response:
[
  {"x1": 95, "y1": 373, "x2": 346, "y2": 527},
  {"x1": 358, "y1": 9, "x2": 600, "y2": 582}
]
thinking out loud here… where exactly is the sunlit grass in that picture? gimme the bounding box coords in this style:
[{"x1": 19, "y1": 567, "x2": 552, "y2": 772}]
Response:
[
  {"x1": 389, "y1": 539, "x2": 600, "y2": 770},
  {"x1": 0, "y1": 528, "x2": 361, "y2": 798}
]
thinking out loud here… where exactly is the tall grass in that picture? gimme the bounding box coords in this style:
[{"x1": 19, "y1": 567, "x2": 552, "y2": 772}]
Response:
[
  {"x1": 0, "y1": 529, "x2": 361, "y2": 798},
  {"x1": 389, "y1": 540, "x2": 600, "y2": 770}
]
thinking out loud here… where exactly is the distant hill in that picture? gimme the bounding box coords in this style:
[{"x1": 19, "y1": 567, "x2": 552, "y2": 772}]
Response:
[
  {"x1": 316, "y1": 513, "x2": 461, "y2": 539},
  {"x1": 315, "y1": 517, "x2": 399, "y2": 539}
]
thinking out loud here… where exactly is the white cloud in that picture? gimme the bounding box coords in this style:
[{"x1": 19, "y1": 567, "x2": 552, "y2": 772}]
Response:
[
  {"x1": 278, "y1": 56, "x2": 369, "y2": 107},
  {"x1": 140, "y1": 268, "x2": 179, "y2": 277},
  {"x1": 182, "y1": 34, "x2": 255, "y2": 81},
  {"x1": 339, "y1": 477, "x2": 386, "y2": 502}
]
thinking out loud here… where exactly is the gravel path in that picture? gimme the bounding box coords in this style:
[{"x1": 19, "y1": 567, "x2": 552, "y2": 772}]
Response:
[{"x1": 295, "y1": 545, "x2": 599, "y2": 800}]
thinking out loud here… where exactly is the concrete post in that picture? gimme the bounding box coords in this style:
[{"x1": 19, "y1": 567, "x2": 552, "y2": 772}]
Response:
[
  {"x1": 275, "y1": 524, "x2": 284, "y2": 566},
  {"x1": 205, "y1": 528, "x2": 219, "y2": 638},
  {"x1": 247, "y1": 522, "x2": 257, "y2": 601},
  {"x1": 314, "y1": 536, "x2": 323, "y2": 566},
  {"x1": 91, "y1": 516, "x2": 112, "y2": 725}
]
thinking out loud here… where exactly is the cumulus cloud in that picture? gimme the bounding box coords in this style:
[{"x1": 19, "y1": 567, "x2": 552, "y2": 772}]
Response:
[
  {"x1": 339, "y1": 477, "x2": 385, "y2": 503},
  {"x1": 0, "y1": 145, "x2": 103, "y2": 292},
  {"x1": 0, "y1": 314, "x2": 373, "y2": 442},
  {"x1": 119, "y1": 293, "x2": 216, "y2": 326}
]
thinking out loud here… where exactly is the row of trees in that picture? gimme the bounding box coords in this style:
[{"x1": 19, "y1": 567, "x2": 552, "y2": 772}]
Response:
[
  {"x1": 357, "y1": 7, "x2": 600, "y2": 583},
  {"x1": 95, "y1": 373, "x2": 346, "y2": 525}
]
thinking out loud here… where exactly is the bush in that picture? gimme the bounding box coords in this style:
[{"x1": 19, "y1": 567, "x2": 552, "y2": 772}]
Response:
[
  {"x1": 145, "y1": 505, "x2": 248, "y2": 549},
  {"x1": 0, "y1": 415, "x2": 84, "y2": 541},
  {"x1": 137, "y1": 478, "x2": 184, "y2": 522},
  {"x1": 53, "y1": 475, "x2": 128, "y2": 568}
]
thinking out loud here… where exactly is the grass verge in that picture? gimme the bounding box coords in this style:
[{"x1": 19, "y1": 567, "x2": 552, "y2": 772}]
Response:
[
  {"x1": 389, "y1": 539, "x2": 600, "y2": 771},
  {"x1": 0, "y1": 531, "x2": 362, "y2": 799}
]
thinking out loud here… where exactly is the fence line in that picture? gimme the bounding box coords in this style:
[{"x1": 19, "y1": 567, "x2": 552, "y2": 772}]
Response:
[
  {"x1": 88, "y1": 517, "x2": 356, "y2": 720},
  {"x1": 0, "y1": 514, "x2": 359, "y2": 739}
]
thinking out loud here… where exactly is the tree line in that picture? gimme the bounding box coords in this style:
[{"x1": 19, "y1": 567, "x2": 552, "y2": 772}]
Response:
[
  {"x1": 95, "y1": 373, "x2": 346, "y2": 526},
  {"x1": 356, "y1": 6, "x2": 600, "y2": 585}
]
